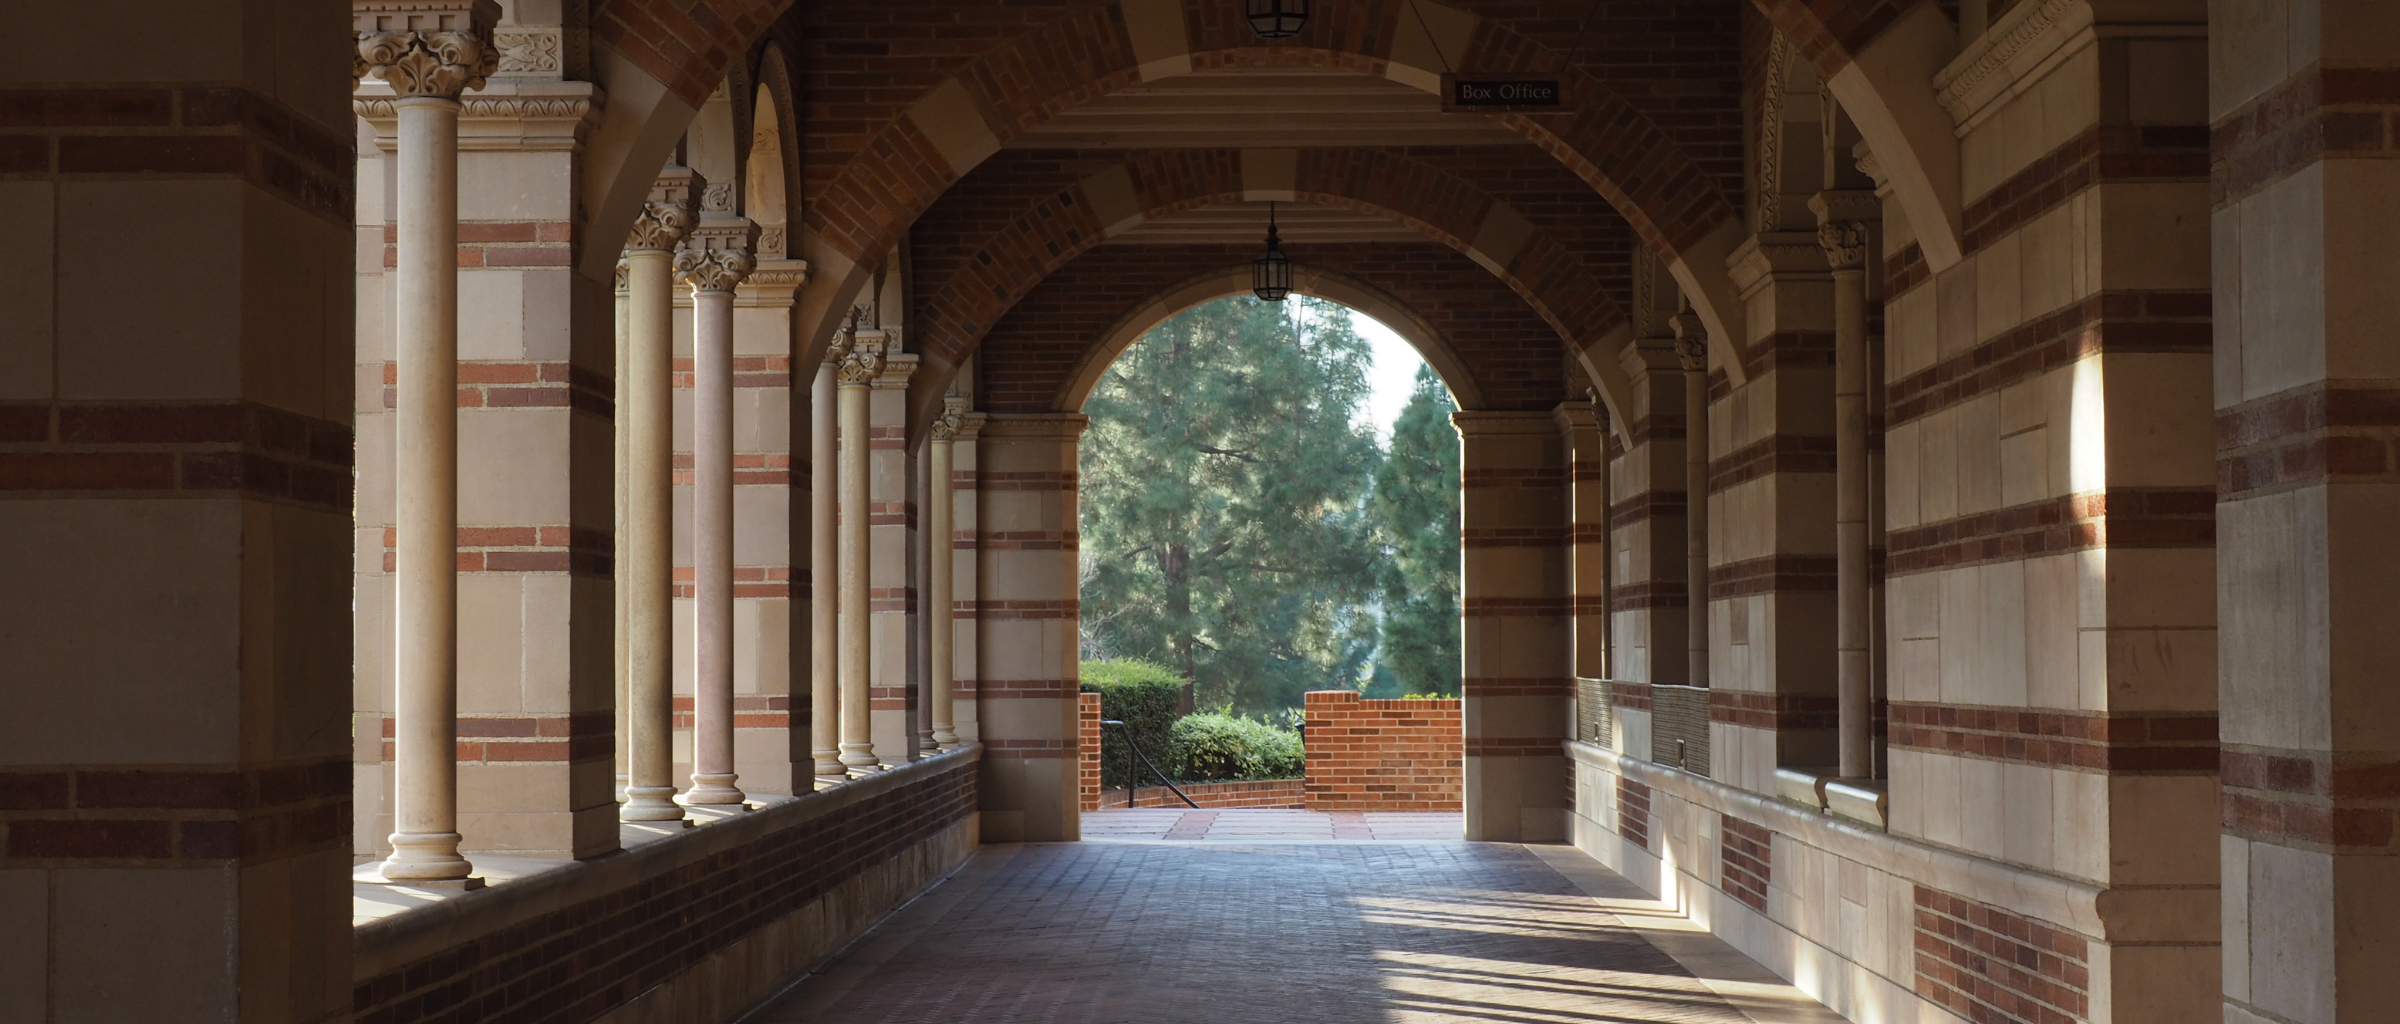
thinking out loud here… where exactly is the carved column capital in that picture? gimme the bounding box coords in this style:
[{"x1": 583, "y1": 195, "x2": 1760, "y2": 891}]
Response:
[
  {"x1": 1816, "y1": 220, "x2": 1871, "y2": 271},
  {"x1": 674, "y1": 216, "x2": 759, "y2": 294},
  {"x1": 837, "y1": 328, "x2": 887, "y2": 387},
  {"x1": 931, "y1": 396, "x2": 971, "y2": 441},
  {"x1": 1671, "y1": 311, "x2": 1708, "y2": 373},
  {"x1": 353, "y1": 1, "x2": 503, "y2": 99},
  {"x1": 624, "y1": 167, "x2": 702, "y2": 253}
]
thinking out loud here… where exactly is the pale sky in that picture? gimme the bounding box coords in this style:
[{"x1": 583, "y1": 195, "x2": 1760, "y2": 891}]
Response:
[{"x1": 1347, "y1": 310, "x2": 1431, "y2": 441}]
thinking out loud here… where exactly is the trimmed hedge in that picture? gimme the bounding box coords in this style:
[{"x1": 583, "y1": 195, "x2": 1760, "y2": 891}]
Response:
[
  {"x1": 1079, "y1": 659, "x2": 1182, "y2": 789},
  {"x1": 1170, "y1": 712, "x2": 1305, "y2": 782}
]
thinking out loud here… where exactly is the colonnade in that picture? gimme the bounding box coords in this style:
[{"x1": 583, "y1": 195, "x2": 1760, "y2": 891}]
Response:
[{"x1": 362, "y1": 100, "x2": 970, "y2": 882}]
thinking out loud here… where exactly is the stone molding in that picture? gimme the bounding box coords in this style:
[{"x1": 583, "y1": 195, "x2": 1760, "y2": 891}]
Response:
[
  {"x1": 491, "y1": 28, "x2": 561, "y2": 77},
  {"x1": 872, "y1": 351, "x2": 920, "y2": 391},
  {"x1": 353, "y1": 0, "x2": 502, "y2": 99},
  {"x1": 734, "y1": 259, "x2": 809, "y2": 308},
  {"x1": 1726, "y1": 232, "x2": 1832, "y2": 297},
  {"x1": 1933, "y1": 0, "x2": 2089, "y2": 131},
  {"x1": 355, "y1": 80, "x2": 605, "y2": 153}
]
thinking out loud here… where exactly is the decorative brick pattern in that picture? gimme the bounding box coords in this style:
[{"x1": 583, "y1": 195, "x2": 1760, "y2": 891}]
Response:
[
  {"x1": 1710, "y1": 690, "x2": 1840, "y2": 730},
  {"x1": 2213, "y1": 63, "x2": 2400, "y2": 208},
  {"x1": 1302, "y1": 691, "x2": 1462, "y2": 812},
  {"x1": 1079, "y1": 692, "x2": 1102, "y2": 813},
  {"x1": 0, "y1": 85, "x2": 352, "y2": 223},
  {"x1": 1962, "y1": 124, "x2": 2207, "y2": 253},
  {"x1": 352, "y1": 753, "x2": 976, "y2": 1024},
  {"x1": 374, "y1": 713, "x2": 614, "y2": 765},
  {"x1": 377, "y1": 525, "x2": 612, "y2": 576},
  {"x1": 1913, "y1": 885, "x2": 2092, "y2": 1024},
  {"x1": 1886, "y1": 290, "x2": 2212, "y2": 428},
  {"x1": 1891, "y1": 703, "x2": 2217, "y2": 774},
  {"x1": 1617, "y1": 777, "x2": 1651, "y2": 850},
  {"x1": 1707, "y1": 554, "x2": 1838, "y2": 599},
  {"x1": 2216, "y1": 381, "x2": 2400, "y2": 498},
  {"x1": 379, "y1": 360, "x2": 615, "y2": 418},
  {"x1": 1886, "y1": 488, "x2": 2215, "y2": 575},
  {"x1": 1719, "y1": 814, "x2": 1772, "y2": 912},
  {"x1": 0, "y1": 759, "x2": 347, "y2": 864},
  {"x1": 2221, "y1": 747, "x2": 2400, "y2": 853},
  {"x1": 0, "y1": 401, "x2": 353, "y2": 512}
]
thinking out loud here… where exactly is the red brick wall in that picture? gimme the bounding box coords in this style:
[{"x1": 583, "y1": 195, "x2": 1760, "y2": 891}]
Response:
[
  {"x1": 1719, "y1": 814, "x2": 1773, "y2": 912},
  {"x1": 1914, "y1": 884, "x2": 2092, "y2": 1024},
  {"x1": 1099, "y1": 779, "x2": 1307, "y2": 809},
  {"x1": 1079, "y1": 692, "x2": 1101, "y2": 813},
  {"x1": 1301, "y1": 691, "x2": 1463, "y2": 812},
  {"x1": 1618, "y1": 777, "x2": 1652, "y2": 850},
  {"x1": 352, "y1": 752, "x2": 977, "y2": 1024}
]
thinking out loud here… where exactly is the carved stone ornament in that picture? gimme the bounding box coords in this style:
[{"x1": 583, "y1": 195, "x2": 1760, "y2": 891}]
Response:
[
  {"x1": 1671, "y1": 311, "x2": 1708, "y2": 373},
  {"x1": 931, "y1": 397, "x2": 971, "y2": 440},
  {"x1": 838, "y1": 329, "x2": 888, "y2": 387},
  {"x1": 354, "y1": 1, "x2": 504, "y2": 99},
  {"x1": 757, "y1": 226, "x2": 787, "y2": 257},
  {"x1": 1817, "y1": 220, "x2": 1870, "y2": 271},
  {"x1": 675, "y1": 248, "x2": 756, "y2": 293},
  {"x1": 624, "y1": 201, "x2": 693, "y2": 252},
  {"x1": 492, "y1": 30, "x2": 561, "y2": 75},
  {"x1": 702, "y1": 182, "x2": 735, "y2": 213}
]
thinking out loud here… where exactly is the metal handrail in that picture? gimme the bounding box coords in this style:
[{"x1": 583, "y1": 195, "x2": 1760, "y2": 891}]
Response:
[{"x1": 1100, "y1": 719, "x2": 1199, "y2": 809}]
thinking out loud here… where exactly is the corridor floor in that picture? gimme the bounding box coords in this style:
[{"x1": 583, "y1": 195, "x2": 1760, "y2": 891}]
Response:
[{"x1": 745, "y1": 811, "x2": 1848, "y2": 1024}]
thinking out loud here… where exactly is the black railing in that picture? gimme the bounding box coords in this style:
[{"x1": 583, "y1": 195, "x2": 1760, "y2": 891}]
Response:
[{"x1": 1100, "y1": 719, "x2": 1199, "y2": 809}]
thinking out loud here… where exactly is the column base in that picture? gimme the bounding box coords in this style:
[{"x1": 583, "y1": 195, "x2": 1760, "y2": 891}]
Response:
[
  {"x1": 683, "y1": 775, "x2": 748, "y2": 807},
  {"x1": 812, "y1": 751, "x2": 846, "y2": 777},
  {"x1": 932, "y1": 728, "x2": 959, "y2": 747},
  {"x1": 380, "y1": 831, "x2": 474, "y2": 881},
  {"x1": 621, "y1": 786, "x2": 690, "y2": 822},
  {"x1": 837, "y1": 742, "x2": 879, "y2": 769}
]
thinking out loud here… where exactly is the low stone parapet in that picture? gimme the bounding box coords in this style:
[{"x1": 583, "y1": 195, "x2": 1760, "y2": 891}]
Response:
[
  {"x1": 1302, "y1": 690, "x2": 1463, "y2": 811},
  {"x1": 1096, "y1": 778, "x2": 1306, "y2": 808}
]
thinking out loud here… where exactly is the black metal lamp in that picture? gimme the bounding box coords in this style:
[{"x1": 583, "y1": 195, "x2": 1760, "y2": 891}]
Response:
[
  {"x1": 1251, "y1": 203, "x2": 1293, "y2": 302},
  {"x1": 1246, "y1": 0, "x2": 1308, "y2": 39}
]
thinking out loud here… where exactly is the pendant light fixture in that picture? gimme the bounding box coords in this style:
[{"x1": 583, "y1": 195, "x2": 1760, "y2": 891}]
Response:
[
  {"x1": 1251, "y1": 202, "x2": 1293, "y2": 302},
  {"x1": 1246, "y1": 0, "x2": 1308, "y2": 39}
]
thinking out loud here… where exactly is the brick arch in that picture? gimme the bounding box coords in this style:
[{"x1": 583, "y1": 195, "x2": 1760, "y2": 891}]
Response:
[
  {"x1": 800, "y1": 0, "x2": 1758, "y2": 381},
  {"x1": 592, "y1": 0, "x2": 792, "y2": 109},
  {"x1": 1747, "y1": 0, "x2": 1968, "y2": 268},
  {"x1": 907, "y1": 148, "x2": 1641, "y2": 429},
  {"x1": 1054, "y1": 263, "x2": 1487, "y2": 414}
]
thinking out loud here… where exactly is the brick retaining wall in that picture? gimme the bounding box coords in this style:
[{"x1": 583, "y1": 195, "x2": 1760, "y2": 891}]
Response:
[
  {"x1": 353, "y1": 748, "x2": 979, "y2": 1024},
  {"x1": 1097, "y1": 779, "x2": 1306, "y2": 809},
  {"x1": 1302, "y1": 691, "x2": 1464, "y2": 812}
]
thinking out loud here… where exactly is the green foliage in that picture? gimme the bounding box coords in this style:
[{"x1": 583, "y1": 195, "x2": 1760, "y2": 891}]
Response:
[
  {"x1": 1079, "y1": 296, "x2": 1384, "y2": 715},
  {"x1": 1079, "y1": 659, "x2": 1181, "y2": 789},
  {"x1": 1369, "y1": 365, "x2": 1462, "y2": 696},
  {"x1": 1170, "y1": 712, "x2": 1305, "y2": 781}
]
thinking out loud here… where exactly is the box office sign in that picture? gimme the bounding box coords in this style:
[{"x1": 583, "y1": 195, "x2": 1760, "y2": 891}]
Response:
[{"x1": 1440, "y1": 74, "x2": 1564, "y2": 113}]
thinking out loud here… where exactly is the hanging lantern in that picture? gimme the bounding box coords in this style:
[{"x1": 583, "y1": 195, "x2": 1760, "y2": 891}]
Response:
[
  {"x1": 1246, "y1": 0, "x2": 1308, "y2": 39},
  {"x1": 1251, "y1": 203, "x2": 1293, "y2": 302}
]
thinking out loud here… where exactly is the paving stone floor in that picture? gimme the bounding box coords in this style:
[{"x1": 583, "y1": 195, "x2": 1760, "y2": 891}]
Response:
[{"x1": 747, "y1": 811, "x2": 1848, "y2": 1024}]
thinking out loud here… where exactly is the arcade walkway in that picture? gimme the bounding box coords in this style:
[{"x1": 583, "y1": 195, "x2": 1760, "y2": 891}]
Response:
[{"x1": 749, "y1": 811, "x2": 1846, "y2": 1024}]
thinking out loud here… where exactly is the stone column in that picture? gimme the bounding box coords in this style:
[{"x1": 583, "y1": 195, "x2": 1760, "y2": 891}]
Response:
[
  {"x1": 809, "y1": 345, "x2": 845, "y2": 779},
  {"x1": 1558, "y1": 401, "x2": 1610, "y2": 685},
  {"x1": 1817, "y1": 210, "x2": 1874, "y2": 780},
  {"x1": 950, "y1": 411, "x2": 988, "y2": 744},
  {"x1": 975, "y1": 414, "x2": 1089, "y2": 842},
  {"x1": 1674, "y1": 314, "x2": 1711, "y2": 692},
  {"x1": 615, "y1": 260, "x2": 631, "y2": 791},
  {"x1": 675, "y1": 217, "x2": 757, "y2": 807},
  {"x1": 835, "y1": 320, "x2": 883, "y2": 771},
  {"x1": 366, "y1": 2, "x2": 499, "y2": 883},
  {"x1": 929, "y1": 397, "x2": 968, "y2": 747},
  {"x1": 621, "y1": 169, "x2": 698, "y2": 822},
  {"x1": 1455, "y1": 412, "x2": 1572, "y2": 843},
  {"x1": 868, "y1": 339, "x2": 921, "y2": 765}
]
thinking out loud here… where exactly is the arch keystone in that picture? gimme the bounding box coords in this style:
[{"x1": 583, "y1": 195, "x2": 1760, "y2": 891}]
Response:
[
  {"x1": 908, "y1": 79, "x2": 1001, "y2": 176},
  {"x1": 1241, "y1": 149, "x2": 1298, "y2": 201},
  {"x1": 1080, "y1": 166, "x2": 1146, "y2": 237},
  {"x1": 1118, "y1": 0, "x2": 1193, "y2": 81},
  {"x1": 1386, "y1": 1, "x2": 1478, "y2": 92}
]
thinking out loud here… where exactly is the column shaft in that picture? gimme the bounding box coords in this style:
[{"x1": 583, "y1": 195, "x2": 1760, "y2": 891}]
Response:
[
  {"x1": 386, "y1": 96, "x2": 470, "y2": 880},
  {"x1": 687, "y1": 285, "x2": 742, "y2": 804},
  {"x1": 622, "y1": 246, "x2": 684, "y2": 821},
  {"x1": 929, "y1": 404, "x2": 962, "y2": 746},
  {"x1": 1831, "y1": 259, "x2": 1872, "y2": 779},
  {"x1": 1678, "y1": 338, "x2": 1711, "y2": 691},
  {"x1": 810, "y1": 361, "x2": 843, "y2": 777},
  {"x1": 614, "y1": 264, "x2": 631, "y2": 790},
  {"x1": 837, "y1": 342, "x2": 878, "y2": 769}
]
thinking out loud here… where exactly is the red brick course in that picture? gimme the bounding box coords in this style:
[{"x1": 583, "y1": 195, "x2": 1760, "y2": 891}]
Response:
[
  {"x1": 1914, "y1": 885, "x2": 2092, "y2": 1024},
  {"x1": 1080, "y1": 692, "x2": 1103, "y2": 812},
  {"x1": 1719, "y1": 814, "x2": 1773, "y2": 912},
  {"x1": 0, "y1": 759, "x2": 348, "y2": 865},
  {"x1": 1302, "y1": 691, "x2": 1462, "y2": 812}
]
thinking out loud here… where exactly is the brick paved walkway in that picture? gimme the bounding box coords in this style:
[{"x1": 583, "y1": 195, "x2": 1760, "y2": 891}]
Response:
[{"x1": 747, "y1": 812, "x2": 1846, "y2": 1024}]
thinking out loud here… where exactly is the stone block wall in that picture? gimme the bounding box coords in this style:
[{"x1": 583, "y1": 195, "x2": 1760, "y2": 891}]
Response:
[
  {"x1": 353, "y1": 749, "x2": 978, "y2": 1024},
  {"x1": 1302, "y1": 691, "x2": 1463, "y2": 812}
]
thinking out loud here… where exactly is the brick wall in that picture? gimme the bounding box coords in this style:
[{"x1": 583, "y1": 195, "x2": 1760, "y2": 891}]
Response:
[
  {"x1": 1719, "y1": 813, "x2": 1772, "y2": 912},
  {"x1": 1302, "y1": 691, "x2": 1463, "y2": 812},
  {"x1": 1913, "y1": 885, "x2": 2091, "y2": 1024},
  {"x1": 353, "y1": 750, "x2": 978, "y2": 1024},
  {"x1": 1099, "y1": 779, "x2": 1307, "y2": 809},
  {"x1": 1079, "y1": 692, "x2": 1101, "y2": 813}
]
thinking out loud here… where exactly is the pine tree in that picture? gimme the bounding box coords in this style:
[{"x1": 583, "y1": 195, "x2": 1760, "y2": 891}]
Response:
[
  {"x1": 1078, "y1": 297, "x2": 1383, "y2": 714},
  {"x1": 1368, "y1": 365, "x2": 1462, "y2": 696}
]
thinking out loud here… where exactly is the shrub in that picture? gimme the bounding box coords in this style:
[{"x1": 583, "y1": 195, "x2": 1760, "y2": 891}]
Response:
[
  {"x1": 1170, "y1": 712, "x2": 1305, "y2": 781},
  {"x1": 1079, "y1": 659, "x2": 1182, "y2": 788}
]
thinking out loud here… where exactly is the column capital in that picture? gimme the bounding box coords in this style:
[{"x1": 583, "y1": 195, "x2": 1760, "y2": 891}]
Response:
[
  {"x1": 1815, "y1": 220, "x2": 1871, "y2": 272},
  {"x1": 836, "y1": 323, "x2": 887, "y2": 386},
  {"x1": 931, "y1": 397, "x2": 971, "y2": 441},
  {"x1": 624, "y1": 167, "x2": 701, "y2": 253},
  {"x1": 675, "y1": 216, "x2": 759, "y2": 294},
  {"x1": 1671, "y1": 311, "x2": 1708, "y2": 373},
  {"x1": 353, "y1": 0, "x2": 503, "y2": 100}
]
